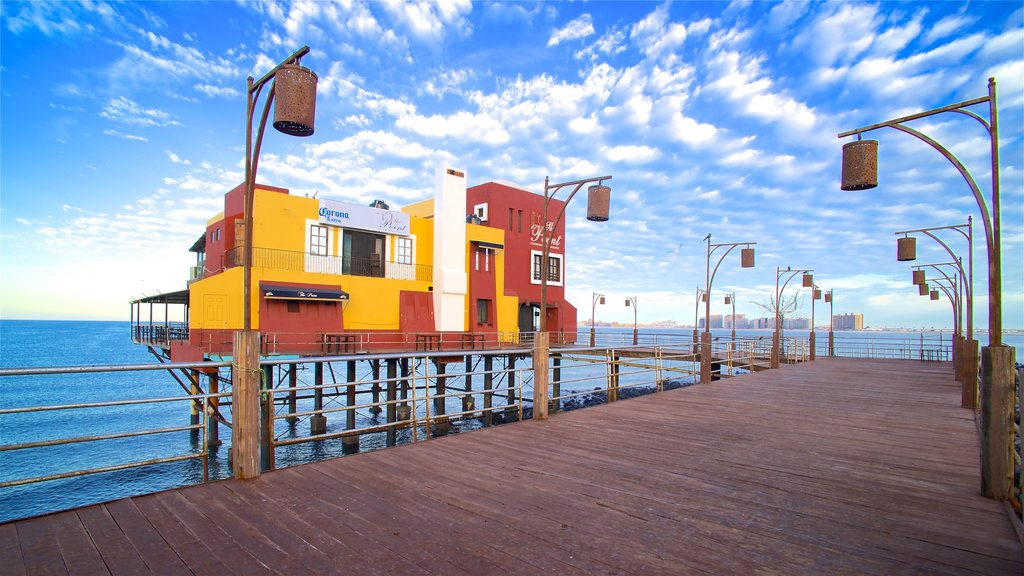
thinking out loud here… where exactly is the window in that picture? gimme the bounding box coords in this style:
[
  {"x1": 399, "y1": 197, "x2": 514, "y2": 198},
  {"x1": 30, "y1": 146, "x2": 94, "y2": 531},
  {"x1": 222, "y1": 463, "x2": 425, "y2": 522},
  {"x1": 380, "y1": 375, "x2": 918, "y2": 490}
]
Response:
[
  {"x1": 215, "y1": 228, "x2": 221, "y2": 242},
  {"x1": 477, "y1": 299, "x2": 491, "y2": 325},
  {"x1": 475, "y1": 247, "x2": 491, "y2": 272},
  {"x1": 530, "y1": 250, "x2": 562, "y2": 286},
  {"x1": 287, "y1": 301, "x2": 300, "y2": 313},
  {"x1": 310, "y1": 225, "x2": 329, "y2": 256},
  {"x1": 396, "y1": 236, "x2": 413, "y2": 265},
  {"x1": 508, "y1": 208, "x2": 514, "y2": 231},
  {"x1": 474, "y1": 203, "x2": 488, "y2": 222},
  {"x1": 517, "y1": 210, "x2": 523, "y2": 233}
]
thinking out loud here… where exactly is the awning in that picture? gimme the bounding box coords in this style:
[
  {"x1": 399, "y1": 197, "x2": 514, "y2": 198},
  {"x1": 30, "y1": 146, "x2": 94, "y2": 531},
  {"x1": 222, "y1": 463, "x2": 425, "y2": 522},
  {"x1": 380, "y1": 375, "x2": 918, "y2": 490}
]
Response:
[
  {"x1": 132, "y1": 289, "x2": 190, "y2": 305},
  {"x1": 260, "y1": 283, "x2": 349, "y2": 302},
  {"x1": 475, "y1": 241, "x2": 504, "y2": 250}
]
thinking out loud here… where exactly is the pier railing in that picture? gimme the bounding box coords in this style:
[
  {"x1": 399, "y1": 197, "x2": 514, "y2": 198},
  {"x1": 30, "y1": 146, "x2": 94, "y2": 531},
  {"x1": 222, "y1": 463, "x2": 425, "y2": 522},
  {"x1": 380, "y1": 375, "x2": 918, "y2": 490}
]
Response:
[{"x1": 0, "y1": 332, "x2": 961, "y2": 522}]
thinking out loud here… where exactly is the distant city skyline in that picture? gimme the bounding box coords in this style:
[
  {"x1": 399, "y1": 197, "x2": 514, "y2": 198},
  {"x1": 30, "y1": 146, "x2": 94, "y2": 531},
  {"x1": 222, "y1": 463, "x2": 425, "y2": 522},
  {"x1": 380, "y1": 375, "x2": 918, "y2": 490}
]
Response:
[{"x1": 1, "y1": 2, "x2": 1021, "y2": 330}]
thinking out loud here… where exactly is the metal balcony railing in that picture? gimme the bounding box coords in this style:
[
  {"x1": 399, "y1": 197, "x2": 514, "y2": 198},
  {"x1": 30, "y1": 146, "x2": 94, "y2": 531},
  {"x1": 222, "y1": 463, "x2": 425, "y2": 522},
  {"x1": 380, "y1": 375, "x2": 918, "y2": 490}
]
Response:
[{"x1": 224, "y1": 246, "x2": 432, "y2": 281}]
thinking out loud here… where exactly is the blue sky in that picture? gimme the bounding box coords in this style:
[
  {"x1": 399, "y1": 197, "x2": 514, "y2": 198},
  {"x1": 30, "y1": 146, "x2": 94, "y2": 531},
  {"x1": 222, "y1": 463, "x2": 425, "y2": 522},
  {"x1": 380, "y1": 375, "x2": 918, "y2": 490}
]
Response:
[{"x1": 1, "y1": 1, "x2": 1021, "y2": 332}]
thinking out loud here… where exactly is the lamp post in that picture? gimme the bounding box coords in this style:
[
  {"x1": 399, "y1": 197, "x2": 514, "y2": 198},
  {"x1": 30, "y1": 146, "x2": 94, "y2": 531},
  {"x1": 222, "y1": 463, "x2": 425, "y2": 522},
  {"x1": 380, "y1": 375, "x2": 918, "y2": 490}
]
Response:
[
  {"x1": 838, "y1": 77, "x2": 1013, "y2": 499},
  {"x1": 702, "y1": 235, "x2": 756, "y2": 384},
  {"x1": 590, "y1": 292, "x2": 605, "y2": 347},
  {"x1": 535, "y1": 175, "x2": 612, "y2": 421},
  {"x1": 232, "y1": 46, "x2": 318, "y2": 481},
  {"x1": 895, "y1": 220, "x2": 976, "y2": 408},
  {"x1": 693, "y1": 287, "x2": 706, "y2": 355},
  {"x1": 825, "y1": 289, "x2": 835, "y2": 356},
  {"x1": 626, "y1": 296, "x2": 638, "y2": 345},
  {"x1": 913, "y1": 263, "x2": 963, "y2": 364},
  {"x1": 810, "y1": 285, "x2": 822, "y2": 361},
  {"x1": 724, "y1": 293, "x2": 737, "y2": 346},
  {"x1": 773, "y1": 267, "x2": 813, "y2": 369}
]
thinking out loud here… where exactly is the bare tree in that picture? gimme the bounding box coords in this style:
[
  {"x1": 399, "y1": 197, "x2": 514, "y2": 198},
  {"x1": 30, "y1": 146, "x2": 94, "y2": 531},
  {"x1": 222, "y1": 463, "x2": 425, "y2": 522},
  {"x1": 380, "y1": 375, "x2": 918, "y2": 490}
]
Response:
[{"x1": 750, "y1": 292, "x2": 804, "y2": 352}]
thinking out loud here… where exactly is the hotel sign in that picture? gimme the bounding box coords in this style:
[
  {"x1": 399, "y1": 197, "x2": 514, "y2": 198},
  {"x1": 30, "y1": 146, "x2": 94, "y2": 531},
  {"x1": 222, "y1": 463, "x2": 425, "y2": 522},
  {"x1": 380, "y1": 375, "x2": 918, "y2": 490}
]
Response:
[{"x1": 318, "y1": 199, "x2": 410, "y2": 236}]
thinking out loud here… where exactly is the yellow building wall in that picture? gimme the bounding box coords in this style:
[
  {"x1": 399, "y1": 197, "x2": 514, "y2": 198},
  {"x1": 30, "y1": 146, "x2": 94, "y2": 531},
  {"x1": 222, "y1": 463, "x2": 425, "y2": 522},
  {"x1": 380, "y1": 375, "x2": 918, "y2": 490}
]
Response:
[
  {"x1": 464, "y1": 223, "x2": 519, "y2": 338},
  {"x1": 191, "y1": 190, "x2": 433, "y2": 331}
]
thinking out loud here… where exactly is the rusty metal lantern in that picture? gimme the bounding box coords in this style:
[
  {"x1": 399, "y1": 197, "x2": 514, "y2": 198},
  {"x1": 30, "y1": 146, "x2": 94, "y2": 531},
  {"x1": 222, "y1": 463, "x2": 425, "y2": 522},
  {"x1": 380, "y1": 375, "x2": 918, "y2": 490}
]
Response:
[
  {"x1": 930, "y1": 290, "x2": 940, "y2": 301},
  {"x1": 700, "y1": 292, "x2": 708, "y2": 303},
  {"x1": 897, "y1": 236, "x2": 917, "y2": 261},
  {"x1": 740, "y1": 247, "x2": 755, "y2": 268},
  {"x1": 724, "y1": 295, "x2": 732, "y2": 305},
  {"x1": 273, "y1": 64, "x2": 318, "y2": 137},
  {"x1": 840, "y1": 139, "x2": 878, "y2": 191},
  {"x1": 599, "y1": 295, "x2": 606, "y2": 305},
  {"x1": 912, "y1": 269, "x2": 926, "y2": 285},
  {"x1": 813, "y1": 288, "x2": 822, "y2": 300},
  {"x1": 918, "y1": 282, "x2": 930, "y2": 296},
  {"x1": 586, "y1": 184, "x2": 611, "y2": 221},
  {"x1": 824, "y1": 292, "x2": 832, "y2": 303},
  {"x1": 802, "y1": 273, "x2": 814, "y2": 287}
]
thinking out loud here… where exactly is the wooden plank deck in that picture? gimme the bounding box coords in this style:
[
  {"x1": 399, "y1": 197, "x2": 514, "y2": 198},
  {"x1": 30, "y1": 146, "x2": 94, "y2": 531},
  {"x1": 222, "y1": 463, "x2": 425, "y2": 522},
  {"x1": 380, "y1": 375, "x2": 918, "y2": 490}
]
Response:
[{"x1": 2, "y1": 357, "x2": 1020, "y2": 575}]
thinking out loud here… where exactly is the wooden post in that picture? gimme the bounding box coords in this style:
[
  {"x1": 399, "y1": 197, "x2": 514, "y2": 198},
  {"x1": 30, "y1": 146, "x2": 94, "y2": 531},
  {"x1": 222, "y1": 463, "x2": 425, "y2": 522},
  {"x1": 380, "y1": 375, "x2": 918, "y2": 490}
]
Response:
[
  {"x1": 482, "y1": 355, "x2": 493, "y2": 427},
  {"x1": 963, "y1": 339, "x2": 980, "y2": 409},
  {"x1": 463, "y1": 354, "x2": 475, "y2": 414},
  {"x1": 551, "y1": 353, "x2": 562, "y2": 414},
  {"x1": 980, "y1": 345, "x2": 1015, "y2": 499},
  {"x1": 533, "y1": 332, "x2": 549, "y2": 420},
  {"x1": 507, "y1": 355, "x2": 517, "y2": 421},
  {"x1": 370, "y1": 359, "x2": 382, "y2": 415},
  {"x1": 608, "y1": 353, "x2": 619, "y2": 402},
  {"x1": 343, "y1": 360, "x2": 358, "y2": 451},
  {"x1": 386, "y1": 359, "x2": 397, "y2": 447},
  {"x1": 231, "y1": 330, "x2": 260, "y2": 480},
  {"x1": 828, "y1": 331, "x2": 834, "y2": 357},
  {"x1": 311, "y1": 362, "x2": 326, "y2": 434},
  {"x1": 771, "y1": 330, "x2": 780, "y2": 369},
  {"x1": 286, "y1": 363, "x2": 298, "y2": 424},
  {"x1": 434, "y1": 360, "x2": 446, "y2": 417},
  {"x1": 260, "y1": 364, "x2": 273, "y2": 472},
  {"x1": 700, "y1": 331, "x2": 712, "y2": 384},
  {"x1": 208, "y1": 370, "x2": 221, "y2": 447},
  {"x1": 809, "y1": 331, "x2": 817, "y2": 361}
]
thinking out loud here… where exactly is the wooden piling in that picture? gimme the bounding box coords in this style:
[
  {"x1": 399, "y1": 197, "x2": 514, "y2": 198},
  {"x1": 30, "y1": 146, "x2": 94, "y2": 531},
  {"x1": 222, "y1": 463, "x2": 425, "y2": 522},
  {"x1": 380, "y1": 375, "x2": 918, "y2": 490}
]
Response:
[
  {"x1": 309, "y1": 362, "x2": 326, "y2": 435},
  {"x1": 482, "y1": 355, "x2": 493, "y2": 427},
  {"x1": 370, "y1": 359, "x2": 382, "y2": 415},
  {"x1": 533, "y1": 332, "x2": 549, "y2": 420},
  {"x1": 980, "y1": 345, "x2": 1015, "y2": 499},
  {"x1": 434, "y1": 360, "x2": 446, "y2": 417},
  {"x1": 208, "y1": 370, "x2": 221, "y2": 447},
  {"x1": 552, "y1": 352, "x2": 562, "y2": 414},
  {"x1": 287, "y1": 363, "x2": 298, "y2": 424},
  {"x1": 260, "y1": 364, "x2": 274, "y2": 472},
  {"x1": 386, "y1": 359, "x2": 397, "y2": 447},
  {"x1": 343, "y1": 360, "x2": 358, "y2": 451},
  {"x1": 231, "y1": 330, "x2": 260, "y2": 480}
]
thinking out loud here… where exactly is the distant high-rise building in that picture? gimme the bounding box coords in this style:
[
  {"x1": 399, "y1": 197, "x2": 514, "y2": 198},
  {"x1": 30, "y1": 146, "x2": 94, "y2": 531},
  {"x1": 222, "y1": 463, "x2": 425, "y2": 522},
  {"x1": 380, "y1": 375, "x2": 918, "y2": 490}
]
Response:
[{"x1": 833, "y1": 313, "x2": 864, "y2": 330}]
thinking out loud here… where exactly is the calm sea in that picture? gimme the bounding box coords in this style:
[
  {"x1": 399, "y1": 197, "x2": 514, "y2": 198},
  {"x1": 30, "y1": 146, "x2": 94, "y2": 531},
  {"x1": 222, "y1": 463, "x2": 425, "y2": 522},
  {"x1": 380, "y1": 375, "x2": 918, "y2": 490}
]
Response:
[{"x1": 1, "y1": 320, "x2": 1020, "y2": 523}]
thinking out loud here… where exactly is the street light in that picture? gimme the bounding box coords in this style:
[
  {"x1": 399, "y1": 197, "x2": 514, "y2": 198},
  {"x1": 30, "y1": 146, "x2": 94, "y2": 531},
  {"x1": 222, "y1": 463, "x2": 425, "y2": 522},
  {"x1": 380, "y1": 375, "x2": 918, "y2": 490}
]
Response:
[
  {"x1": 590, "y1": 292, "x2": 605, "y2": 347},
  {"x1": 895, "y1": 220, "x2": 976, "y2": 408},
  {"x1": 810, "y1": 285, "x2": 822, "y2": 361},
  {"x1": 824, "y1": 289, "x2": 835, "y2": 356},
  {"x1": 701, "y1": 235, "x2": 755, "y2": 383},
  {"x1": 233, "y1": 46, "x2": 318, "y2": 481},
  {"x1": 534, "y1": 174, "x2": 612, "y2": 421},
  {"x1": 838, "y1": 77, "x2": 1013, "y2": 499},
  {"x1": 919, "y1": 275, "x2": 960, "y2": 338},
  {"x1": 913, "y1": 263, "x2": 963, "y2": 363},
  {"x1": 724, "y1": 293, "x2": 737, "y2": 346},
  {"x1": 693, "y1": 287, "x2": 707, "y2": 354},
  {"x1": 773, "y1": 266, "x2": 813, "y2": 369},
  {"x1": 625, "y1": 296, "x2": 638, "y2": 345}
]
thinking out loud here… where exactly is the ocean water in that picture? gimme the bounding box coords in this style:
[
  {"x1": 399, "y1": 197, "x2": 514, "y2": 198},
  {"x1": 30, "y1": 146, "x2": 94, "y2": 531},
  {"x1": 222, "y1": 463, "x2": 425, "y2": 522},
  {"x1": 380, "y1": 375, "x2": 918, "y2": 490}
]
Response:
[{"x1": 1, "y1": 320, "x2": 1020, "y2": 523}]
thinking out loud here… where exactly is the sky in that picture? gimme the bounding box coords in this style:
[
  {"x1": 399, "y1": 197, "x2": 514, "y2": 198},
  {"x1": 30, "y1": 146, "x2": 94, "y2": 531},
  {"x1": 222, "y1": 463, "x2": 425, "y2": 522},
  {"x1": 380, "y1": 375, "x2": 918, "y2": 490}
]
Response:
[{"x1": 1, "y1": 0, "x2": 1022, "y2": 333}]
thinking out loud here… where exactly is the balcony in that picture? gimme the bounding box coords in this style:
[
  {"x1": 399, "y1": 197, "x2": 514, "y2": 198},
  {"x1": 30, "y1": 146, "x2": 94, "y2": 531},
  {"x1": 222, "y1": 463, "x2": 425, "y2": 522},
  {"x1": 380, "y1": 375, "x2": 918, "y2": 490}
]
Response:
[{"x1": 224, "y1": 246, "x2": 432, "y2": 281}]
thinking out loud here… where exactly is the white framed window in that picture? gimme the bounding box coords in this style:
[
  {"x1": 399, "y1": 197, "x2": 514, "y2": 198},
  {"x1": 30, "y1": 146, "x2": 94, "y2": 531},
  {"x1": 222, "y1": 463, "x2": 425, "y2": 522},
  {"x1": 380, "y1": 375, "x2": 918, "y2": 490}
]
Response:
[
  {"x1": 310, "y1": 224, "x2": 329, "y2": 256},
  {"x1": 396, "y1": 236, "x2": 413, "y2": 264},
  {"x1": 530, "y1": 250, "x2": 562, "y2": 286},
  {"x1": 473, "y1": 202, "x2": 489, "y2": 222},
  {"x1": 474, "y1": 246, "x2": 492, "y2": 272}
]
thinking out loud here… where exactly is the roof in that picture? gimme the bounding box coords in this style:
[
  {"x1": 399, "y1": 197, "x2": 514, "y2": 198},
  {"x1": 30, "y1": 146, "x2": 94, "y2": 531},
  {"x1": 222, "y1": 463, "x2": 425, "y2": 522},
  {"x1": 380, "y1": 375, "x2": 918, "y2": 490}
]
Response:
[{"x1": 132, "y1": 289, "x2": 189, "y2": 305}]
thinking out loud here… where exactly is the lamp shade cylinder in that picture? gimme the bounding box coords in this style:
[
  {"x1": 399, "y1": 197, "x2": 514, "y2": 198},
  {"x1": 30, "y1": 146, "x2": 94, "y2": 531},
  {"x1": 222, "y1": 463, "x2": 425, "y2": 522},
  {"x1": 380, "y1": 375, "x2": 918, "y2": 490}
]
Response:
[
  {"x1": 273, "y1": 64, "x2": 318, "y2": 137},
  {"x1": 897, "y1": 236, "x2": 917, "y2": 261},
  {"x1": 930, "y1": 290, "x2": 940, "y2": 301},
  {"x1": 625, "y1": 299, "x2": 631, "y2": 307},
  {"x1": 824, "y1": 292, "x2": 832, "y2": 303},
  {"x1": 840, "y1": 139, "x2": 878, "y2": 191},
  {"x1": 912, "y1": 269, "x2": 926, "y2": 285},
  {"x1": 740, "y1": 247, "x2": 755, "y2": 268},
  {"x1": 701, "y1": 292, "x2": 708, "y2": 302},
  {"x1": 813, "y1": 288, "x2": 822, "y2": 300},
  {"x1": 802, "y1": 273, "x2": 814, "y2": 287},
  {"x1": 599, "y1": 296, "x2": 605, "y2": 305},
  {"x1": 919, "y1": 282, "x2": 930, "y2": 296},
  {"x1": 724, "y1": 295, "x2": 732, "y2": 305},
  {"x1": 586, "y1": 185, "x2": 611, "y2": 221}
]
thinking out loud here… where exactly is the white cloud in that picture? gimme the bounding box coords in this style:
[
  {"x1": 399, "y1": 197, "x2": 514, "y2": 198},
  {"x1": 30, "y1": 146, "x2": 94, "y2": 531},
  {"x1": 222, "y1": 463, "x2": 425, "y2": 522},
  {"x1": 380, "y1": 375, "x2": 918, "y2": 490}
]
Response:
[
  {"x1": 166, "y1": 151, "x2": 190, "y2": 165},
  {"x1": 548, "y1": 14, "x2": 594, "y2": 47},
  {"x1": 194, "y1": 84, "x2": 241, "y2": 98},
  {"x1": 604, "y1": 145, "x2": 661, "y2": 164},
  {"x1": 923, "y1": 14, "x2": 977, "y2": 45},
  {"x1": 103, "y1": 129, "x2": 149, "y2": 142},
  {"x1": 100, "y1": 96, "x2": 181, "y2": 128}
]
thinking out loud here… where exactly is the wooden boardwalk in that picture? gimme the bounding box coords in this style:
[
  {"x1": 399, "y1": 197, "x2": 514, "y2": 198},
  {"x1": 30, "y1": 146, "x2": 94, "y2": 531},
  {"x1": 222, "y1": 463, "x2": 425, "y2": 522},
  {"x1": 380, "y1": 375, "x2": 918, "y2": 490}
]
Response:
[{"x1": 2, "y1": 357, "x2": 1021, "y2": 574}]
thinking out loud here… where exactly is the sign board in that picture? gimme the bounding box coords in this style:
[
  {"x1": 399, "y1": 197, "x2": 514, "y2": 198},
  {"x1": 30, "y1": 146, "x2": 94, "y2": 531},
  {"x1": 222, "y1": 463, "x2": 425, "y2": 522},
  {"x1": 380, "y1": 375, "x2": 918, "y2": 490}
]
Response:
[{"x1": 318, "y1": 199, "x2": 410, "y2": 236}]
